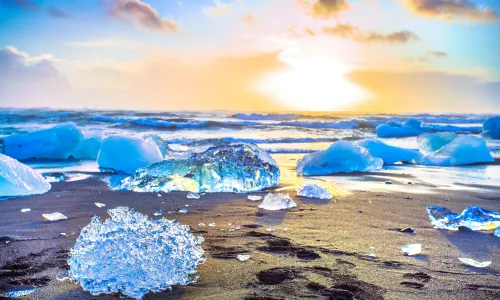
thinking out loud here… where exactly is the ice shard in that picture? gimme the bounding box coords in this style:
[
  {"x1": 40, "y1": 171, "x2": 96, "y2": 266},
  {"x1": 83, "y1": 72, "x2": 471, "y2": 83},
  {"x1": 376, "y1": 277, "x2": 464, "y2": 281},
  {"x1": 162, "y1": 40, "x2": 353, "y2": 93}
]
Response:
[
  {"x1": 427, "y1": 206, "x2": 500, "y2": 231},
  {"x1": 0, "y1": 153, "x2": 51, "y2": 197},
  {"x1": 67, "y1": 207, "x2": 205, "y2": 299},
  {"x1": 297, "y1": 183, "x2": 332, "y2": 200},
  {"x1": 258, "y1": 193, "x2": 297, "y2": 211},
  {"x1": 120, "y1": 143, "x2": 280, "y2": 193}
]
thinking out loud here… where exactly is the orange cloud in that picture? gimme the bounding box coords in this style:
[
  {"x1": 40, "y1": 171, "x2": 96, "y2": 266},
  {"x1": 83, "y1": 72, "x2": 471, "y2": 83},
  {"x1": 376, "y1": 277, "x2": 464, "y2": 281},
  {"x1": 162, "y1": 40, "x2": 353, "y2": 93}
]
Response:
[{"x1": 406, "y1": 0, "x2": 498, "y2": 22}]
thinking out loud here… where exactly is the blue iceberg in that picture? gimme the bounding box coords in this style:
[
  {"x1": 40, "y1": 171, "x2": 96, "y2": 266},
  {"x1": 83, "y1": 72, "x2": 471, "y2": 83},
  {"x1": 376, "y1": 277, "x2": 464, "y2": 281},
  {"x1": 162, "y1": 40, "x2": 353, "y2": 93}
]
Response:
[
  {"x1": 296, "y1": 140, "x2": 383, "y2": 175},
  {"x1": 97, "y1": 135, "x2": 163, "y2": 174},
  {"x1": 67, "y1": 132, "x2": 103, "y2": 160},
  {"x1": 0, "y1": 153, "x2": 51, "y2": 197},
  {"x1": 67, "y1": 207, "x2": 205, "y2": 299},
  {"x1": 417, "y1": 132, "x2": 458, "y2": 155},
  {"x1": 421, "y1": 135, "x2": 494, "y2": 166},
  {"x1": 144, "y1": 134, "x2": 169, "y2": 157},
  {"x1": 482, "y1": 116, "x2": 500, "y2": 139},
  {"x1": 376, "y1": 119, "x2": 424, "y2": 138},
  {"x1": 121, "y1": 143, "x2": 280, "y2": 193},
  {"x1": 427, "y1": 206, "x2": 500, "y2": 231},
  {"x1": 357, "y1": 138, "x2": 422, "y2": 164}
]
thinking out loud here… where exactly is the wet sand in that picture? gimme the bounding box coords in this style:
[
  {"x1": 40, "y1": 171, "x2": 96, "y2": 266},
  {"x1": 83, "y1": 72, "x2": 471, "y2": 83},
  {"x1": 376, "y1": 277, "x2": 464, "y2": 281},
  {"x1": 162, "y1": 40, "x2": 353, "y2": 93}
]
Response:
[{"x1": 1, "y1": 175, "x2": 500, "y2": 299}]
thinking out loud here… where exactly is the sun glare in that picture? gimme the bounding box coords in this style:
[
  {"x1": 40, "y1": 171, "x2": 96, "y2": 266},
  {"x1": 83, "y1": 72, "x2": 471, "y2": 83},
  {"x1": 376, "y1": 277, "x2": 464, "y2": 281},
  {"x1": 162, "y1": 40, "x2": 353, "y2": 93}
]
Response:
[{"x1": 255, "y1": 55, "x2": 368, "y2": 111}]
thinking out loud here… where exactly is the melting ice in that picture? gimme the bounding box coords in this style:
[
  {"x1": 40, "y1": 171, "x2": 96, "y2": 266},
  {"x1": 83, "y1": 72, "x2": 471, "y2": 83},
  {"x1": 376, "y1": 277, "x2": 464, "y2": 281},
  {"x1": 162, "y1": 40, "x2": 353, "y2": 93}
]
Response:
[
  {"x1": 258, "y1": 193, "x2": 297, "y2": 211},
  {"x1": 0, "y1": 153, "x2": 51, "y2": 197},
  {"x1": 427, "y1": 206, "x2": 500, "y2": 231},
  {"x1": 457, "y1": 258, "x2": 491, "y2": 268},
  {"x1": 297, "y1": 183, "x2": 332, "y2": 200}
]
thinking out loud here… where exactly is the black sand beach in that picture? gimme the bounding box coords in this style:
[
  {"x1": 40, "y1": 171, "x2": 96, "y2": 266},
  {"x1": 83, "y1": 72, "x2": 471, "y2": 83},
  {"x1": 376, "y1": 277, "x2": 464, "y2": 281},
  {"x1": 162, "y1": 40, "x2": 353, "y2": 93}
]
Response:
[{"x1": 1, "y1": 171, "x2": 499, "y2": 299}]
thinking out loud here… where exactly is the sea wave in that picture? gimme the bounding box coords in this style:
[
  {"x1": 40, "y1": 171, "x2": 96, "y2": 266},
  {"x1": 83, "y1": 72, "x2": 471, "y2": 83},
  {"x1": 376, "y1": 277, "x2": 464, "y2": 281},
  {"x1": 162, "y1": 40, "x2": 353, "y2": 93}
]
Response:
[
  {"x1": 165, "y1": 137, "x2": 339, "y2": 144},
  {"x1": 234, "y1": 113, "x2": 299, "y2": 121}
]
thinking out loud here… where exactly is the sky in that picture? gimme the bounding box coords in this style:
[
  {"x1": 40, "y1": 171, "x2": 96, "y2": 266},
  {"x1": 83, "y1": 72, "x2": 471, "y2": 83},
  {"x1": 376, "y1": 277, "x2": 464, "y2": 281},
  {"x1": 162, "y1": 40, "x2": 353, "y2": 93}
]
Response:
[{"x1": 0, "y1": 0, "x2": 499, "y2": 113}]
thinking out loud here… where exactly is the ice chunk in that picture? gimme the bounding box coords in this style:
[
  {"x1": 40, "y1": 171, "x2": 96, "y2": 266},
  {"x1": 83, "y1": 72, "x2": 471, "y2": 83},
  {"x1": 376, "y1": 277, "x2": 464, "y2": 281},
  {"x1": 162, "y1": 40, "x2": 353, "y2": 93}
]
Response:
[
  {"x1": 187, "y1": 192, "x2": 200, "y2": 199},
  {"x1": 97, "y1": 135, "x2": 163, "y2": 174},
  {"x1": 42, "y1": 212, "x2": 68, "y2": 221},
  {"x1": 357, "y1": 138, "x2": 422, "y2": 164},
  {"x1": 143, "y1": 134, "x2": 169, "y2": 157},
  {"x1": 179, "y1": 208, "x2": 187, "y2": 213},
  {"x1": 247, "y1": 195, "x2": 263, "y2": 201},
  {"x1": 258, "y1": 193, "x2": 297, "y2": 211},
  {"x1": 1, "y1": 123, "x2": 83, "y2": 160},
  {"x1": 1, "y1": 288, "x2": 36, "y2": 298},
  {"x1": 43, "y1": 172, "x2": 65, "y2": 183},
  {"x1": 421, "y1": 135, "x2": 493, "y2": 166},
  {"x1": 296, "y1": 140, "x2": 383, "y2": 175},
  {"x1": 297, "y1": 183, "x2": 332, "y2": 200},
  {"x1": 0, "y1": 153, "x2": 51, "y2": 197},
  {"x1": 120, "y1": 143, "x2": 280, "y2": 193},
  {"x1": 457, "y1": 258, "x2": 491, "y2": 268},
  {"x1": 67, "y1": 133, "x2": 103, "y2": 160},
  {"x1": 153, "y1": 209, "x2": 163, "y2": 216},
  {"x1": 417, "y1": 132, "x2": 458, "y2": 155},
  {"x1": 376, "y1": 120, "x2": 423, "y2": 138},
  {"x1": 402, "y1": 244, "x2": 421, "y2": 256},
  {"x1": 21, "y1": 208, "x2": 31, "y2": 212},
  {"x1": 427, "y1": 206, "x2": 500, "y2": 231},
  {"x1": 237, "y1": 254, "x2": 250, "y2": 261},
  {"x1": 208, "y1": 223, "x2": 216, "y2": 227},
  {"x1": 482, "y1": 116, "x2": 500, "y2": 139},
  {"x1": 494, "y1": 227, "x2": 499, "y2": 237},
  {"x1": 67, "y1": 207, "x2": 205, "y2": 299},
  {"x1": 95, "y1": 202, "x2": 106, "y2": 208}
]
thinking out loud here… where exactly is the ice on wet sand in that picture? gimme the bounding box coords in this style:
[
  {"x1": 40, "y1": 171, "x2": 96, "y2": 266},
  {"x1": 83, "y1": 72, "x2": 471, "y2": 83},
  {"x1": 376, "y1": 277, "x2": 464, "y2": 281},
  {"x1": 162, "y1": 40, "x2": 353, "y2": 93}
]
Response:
[
  {"x1": 402, "y1": 244, "x2": 421, "y2": 256},
  {"x1": 42, "y1": 212, "x2": 68, "y2": 221},
  {"x1": 458, "y1": 258, "x2": 491, "y2": 268},
  {"x1": 427, "y1": 206, "x2": 500, "y2": 231},
  {"x1": 187, "y1": 192, "x2": 200, "y2": 199},
  {"x1": 258, "y1": 193, "x2": 297, "y2": 211},
  {"x1": 247, "y1": 195, "x2": 263, "y2": 201},
  {"x1": 0, "y1": 153, "x2": 51, "y2": 197},
  {"x1": 67, "y1": 207, "x2": 205, "y2": 299},
  {"x1": 297, "y1": 183, "x2": 332, "y2": 200}
]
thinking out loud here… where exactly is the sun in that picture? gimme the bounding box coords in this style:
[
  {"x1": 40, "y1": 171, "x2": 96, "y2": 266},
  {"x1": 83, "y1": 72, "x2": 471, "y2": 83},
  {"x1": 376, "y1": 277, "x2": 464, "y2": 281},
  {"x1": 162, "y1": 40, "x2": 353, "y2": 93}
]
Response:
[{"x1": 255, "y1": 54, "x2": 368, "y2": 111}]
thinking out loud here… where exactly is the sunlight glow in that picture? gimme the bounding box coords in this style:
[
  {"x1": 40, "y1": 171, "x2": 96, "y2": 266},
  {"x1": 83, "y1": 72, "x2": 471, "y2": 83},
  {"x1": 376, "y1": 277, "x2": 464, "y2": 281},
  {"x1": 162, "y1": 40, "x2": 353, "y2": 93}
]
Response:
[{"x1": 255, "y1": 54, "x2": 368, "y2": 111}]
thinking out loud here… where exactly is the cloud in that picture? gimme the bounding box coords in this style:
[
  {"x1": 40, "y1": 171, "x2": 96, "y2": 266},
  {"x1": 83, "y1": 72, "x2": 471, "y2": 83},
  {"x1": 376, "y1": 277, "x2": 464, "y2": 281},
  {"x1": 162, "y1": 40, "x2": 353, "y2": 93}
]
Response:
[
  {"x1": 48, "y1": 6, "x2": 69, "y2": 18},
  {"x1": 108, "y1": 0, "x2": 178, "y2": 33},
  {"x1": 203, "y1": 0, "x2": 233, "y2": 17},
  {"x1": 348, "y1": 69, "x2": 500, "y2": 112},
  {"x1": 427, "y1": 50, "x2": 448, "y2": 58},
  {"x1": 0, "y1": 47, "x2": 71, "y2": 107},
  {"x1": 321, "y1": 23, "x2": 419, "y2": 44},
  {"x1": 406, "y1": 0, "x2": 498, "y2": 22},
  {"x1": 301, "y1": 0, "x2": 349, "y2": 19}
]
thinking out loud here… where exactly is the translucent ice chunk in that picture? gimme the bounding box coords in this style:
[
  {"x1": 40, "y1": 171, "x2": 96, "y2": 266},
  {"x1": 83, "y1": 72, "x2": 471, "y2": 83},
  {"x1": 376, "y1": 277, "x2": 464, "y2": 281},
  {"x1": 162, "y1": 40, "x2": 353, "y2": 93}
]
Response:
[
  {"x1": 121, "y1": 143, "x2": 280, "y2": 193},
  {"x1": 0, "y1": 154, "x2": 50, "y2": 197},
  {"x1": 67, "y1": 207, "x2": 205, "y2": 299},
  {"x1": 153, "y1": 209, "x2": 163, "y2": 216},
  {"x1": 494, "y1": 227, "x2": 499, "y2": 237},
  {"x1": 43, "y1": 172, "x2": 65, "y2": 183},
  {"x1": 357, "y1": 138, "x2": 422, "y2": 164},
  {"x1": 95, "y1": 202, "x2": 106, "y2": 208},
  {"x1": 258, "y1": 193, "x2": 297, "y2": 211},
  {"x1": 421, "y1": 135, "x2": 494, "y2": 166},
  {"x1": 482, "y1": 116, "x2": 500, "y2": 139},
  {"x1": 97, "y1": 135, "x2": 163, "y2": 174},
  {"x1": 376, "y1": 120, "x2": 423, "y2": 138},
  {"x1": 67, "y1": 132, "x2": 103, "y2": 160},
  {"x1": 427, "y1": 206, "x2": 500, "y2": 231},
  {"x1": 297, "y1": 183, "x2": 332, "y2": 200},
  {"x1": 1, "y1": 123, "x2": 83, "y2": 160},
  {"x1": 21, "y1": 208, "x2": 31, "y2": 212},
  {"x1": 1, "y1": 288, "x2": 36, "y2": 298},
  {"x1": 247, "y1": 195, "x2": 262, "y2": 201},
  {"x1": 237, "y1": 254, "x2": 250, "y2": 261},
  {"x1": 42, "y1": 212, "x2": 68, "y2": 221},
  {"x1": 458, "y1": 258, "x2": 491, "y2": 268},
  {"x1": 143, "y1": 134, "x2": 169, "y2": 157},
  {"x1": 187, "y1": 192, "x2": 200, "y2": 199},
  {"x1": 417, "y1": 132, "x2": 458, "y2": 155},
  {"x1": 179, "y1": 208, "x2": 187, "y2": 213},
  {"x1": 402, "y1": 244, "x2": 421, "y2": 256},
  {"x1": 296, "y1": 140, "x2": 383, "y2": 175}
]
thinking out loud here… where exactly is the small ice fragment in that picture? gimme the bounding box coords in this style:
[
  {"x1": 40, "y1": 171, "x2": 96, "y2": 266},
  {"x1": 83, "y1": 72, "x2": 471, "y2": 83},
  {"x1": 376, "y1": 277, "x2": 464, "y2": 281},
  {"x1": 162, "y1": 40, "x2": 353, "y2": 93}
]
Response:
[
  {"x1": 199, "y1": 222, "x2": 206, "y2": 227},
  {"x1": 427, "y1": 206, "x2": 500, "y2": 231},
  {"x1": 187, "y1": 192, "x2": 200, "y2": 199},
  {"x1": 179, "y1": 208, "x2": 187, "y2": 213},
  {"x1": 297, "y1": 183, "x2": 332, "y2": 200},
  {"x1": 228, "y1": 222, "x2": 232, "y2": 226},
  {"x1": 56, "y1": 271, "x2": 69, "y2": 281},
  {"x1": 247, "y1": 195, "x2": 263, "y2": 201},
  {"x1": 402, "y1": 244, "x2": 421, "y2": 256},
  {"x1": 1, "y1": 288, "x2": 36, "y2": 298},
  {"x1": 235, "y1": 226, "x2": 241, "y2": 230},
  {"x1": 60, "y1": 233, "x2": 67, "y2": 236},
  {"x1": 154, "y1": 209, "x2": 163, "y2": 216},
  {"x1": 208, "y1": 223, "x2": 216, "y2": 227},
  {"x1": 283, "y1": 228, "x2": 288, "y2": 231},
  {"x1": 258, "y1": 193, "x2": 297, "y2": 211},
  {"x1": 367, "y1": 253, "x2": 377, "y2": 258},
  {"x1": 95, "y1": 202, "x2": 106, "y2": 208},
  {"x1": 370, "y1": 246, "x2": 376, "y2": 250},
  {"x1": 406, "y1": 196, "x2": 412, "y2": 200},
  {"x1": 400, "y1": 227, "x2": 415, "y2": 233},
  {"x1": 228, "y1": 228, "x2": 235, "y2": 232},
  {"x1": 185, "y1": 204, "x2": 189, "y2": 207},
  {"x1": 495, "y1": 227, "x2": 500, "y2": 238},
  {"x1": 266, "y1": 227, "x2": 275, "y2": 232},
  {"x1": 157, "y1": 193, "x2": 162, "y2": 197},
  {"x1": 237, "y1": 254, "x2": 250, "y2": 262},
  {"x1": 458, "y1": 258, "x2": 491, "y2": 268},
  {"x1": 385, "y1": 181, "x2": 393, "y2": 185},
  {"x1": 42, "y1": 212, "x2": 68, "y2": 221},
  {"x1": 20, "y1": 208, "x2": 31, "y2": 212}
]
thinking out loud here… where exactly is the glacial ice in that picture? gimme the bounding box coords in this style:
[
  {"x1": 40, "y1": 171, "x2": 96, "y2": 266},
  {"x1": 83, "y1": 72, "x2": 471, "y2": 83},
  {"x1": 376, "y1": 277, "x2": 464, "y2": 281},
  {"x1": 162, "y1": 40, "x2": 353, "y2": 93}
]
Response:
[
  {"x1": 482, "y1": 116, "x2": 500, "y2": 139},
  {"x1": 97, "y1": 135, "x2": 163, "y2": 174},
  {"x1": 421, "y1": 135, "x2": 494, "y2": 166},
  {"x1": 247, "y1": 195, "x2": 263, "y2": 201},
  {"x1": 0, "y1": 153, "x2": 51, "y2": 197},
  {"x1": 120, "y1": 143, "x2": 280, "y2": 193},
  {"x1": 376, "y1": 119, "x2": 423, "y2": 138},
  {"x1": 296, "y1": 140, "x2": 383, "y2": 175},
  {"x1": 67, "y1": 207, "x2": 205, "y2": 299},
  {"x1": 258, "y1": 193, "x2": 297, "y2": 211},
  {"x1": 357, "y1": 138, "x2": 422, "y2": 164},
  {"x1": 67, "y1": 133, "x2": 102, "y2": 160},
  {"x1": 495, "y1": 227, "x2": 499, "y2": 238},
  {"x1": 402, "y1": 244, "x2": 421, "y2": 256},
  {"x1": 1, "y1": 123, "x2": 84, "y2": 160},
  {"x1": 427, "y1": 206, "x2": 500, "y2": 231},
  {"x1": 297, "y1": 183, "x2": 332, "y2": 200},
  {"x1": 187, "y1": 192, "x2": 200, "y2": 199},
  {"x1": 144, "y1": 134, "x2": 169, "y2": 157},
  {"x1": 457, "y1": 258, "x2": 491, "y2": 268},
  {"x1": 42, "y1": 212, "x2": 68, "y2": 221},
  {"x1": 417, "y1": 132, "x2": 458, "y2": 155},
  {"x1": 21, "y1": 208, "x2": 31, "y2": 212}
]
